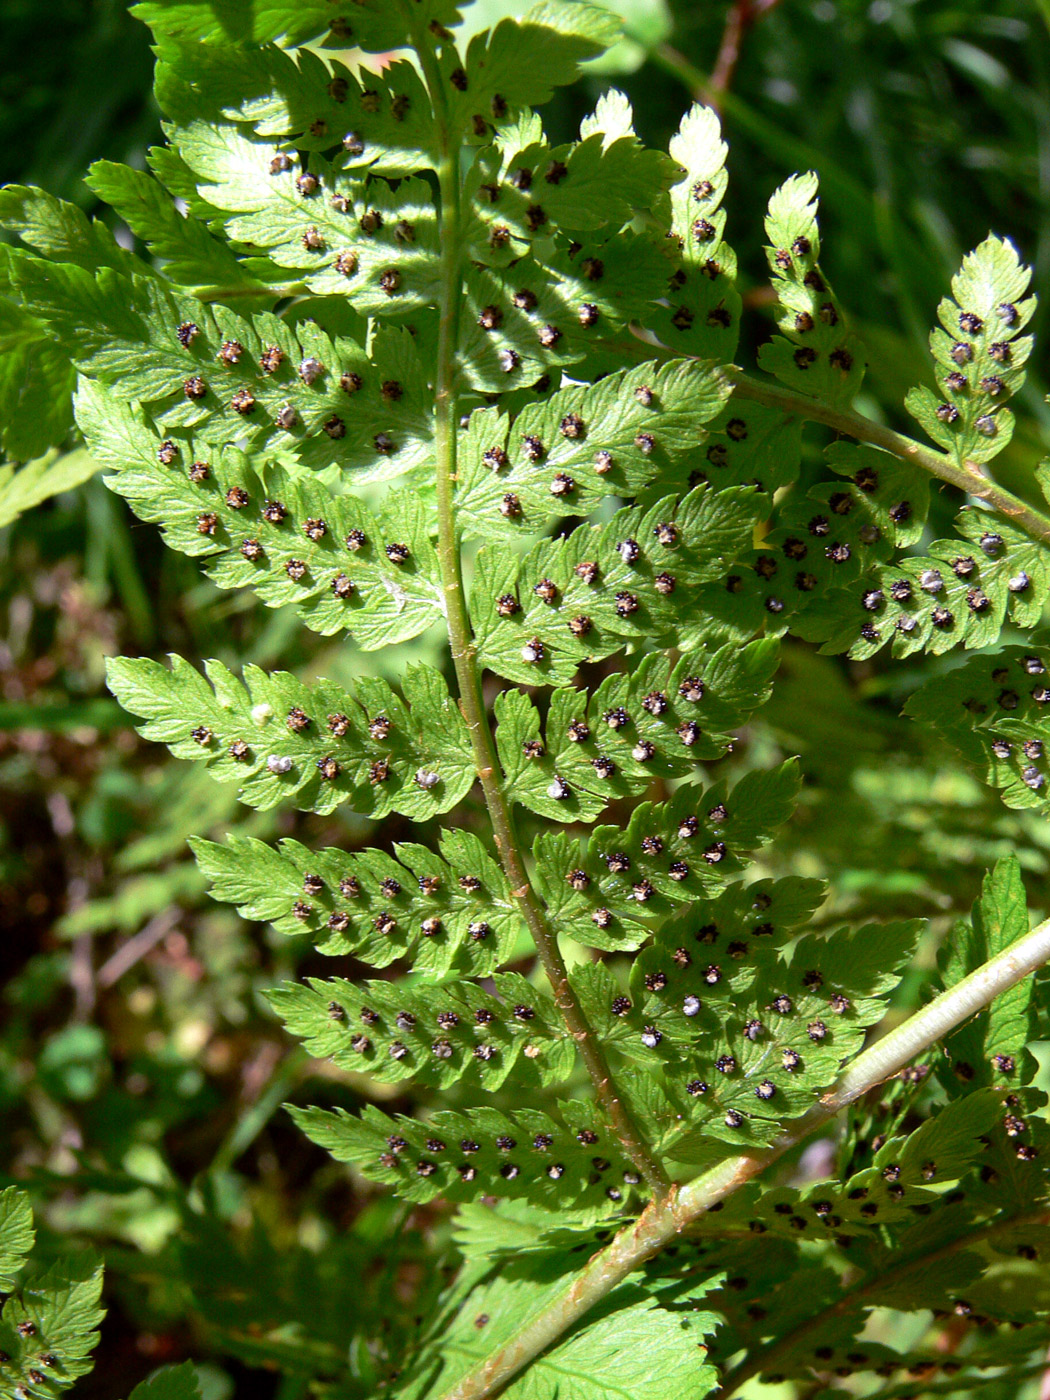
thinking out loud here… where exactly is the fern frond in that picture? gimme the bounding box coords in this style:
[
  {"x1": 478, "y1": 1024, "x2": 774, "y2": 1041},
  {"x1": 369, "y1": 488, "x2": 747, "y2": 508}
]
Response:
[
  {"x1": 531, "y1": 763, "x2": 800, "y2": 946},
  {"x1": 936, "y1": 857, "x2": 1039, "y2": 1096},
  {"x1": 0, "y1": 1254, "x2": 105, "y2": 1397},
  {"x1": 291, "y1": 1100, "x2": 638, "y2": 1209},
  {"x1": 156, "y1": 43, "x2": 438, "y2": 178},
  {"x1": 193, "y1": 829, "x2": 525, "y2": 975},
  {"x1": 79, "y1": 385, "x2": 444, "y2": 644},
  {"x1": 404, "y1": 1268, "x2": 719, "y2": 1400},
  {"x1": 816, "y1": 508, "x2": 1049, "y2": 659},
  {"x1": 0, "y1": 184, "x2": 129, "y2": 273},
  {"x1": 635, "y1": 916, "x2": 922, "y2": 1157},
  {"x1": 686, "y1": 439, "x2": 934, "y2": 651},
  {"x1": 132, "y1": 0, "x2": 463, "y2": 55},
  {"x1": 454, "y1": 359, "x2": 731, "y2": 537},
  {"x1": 106, "y1": 656, "x2": 475, "y2": 818},
  {"x1": 700, "y1": 400, "x2": 804, "y2": 497},
  {"x1": 646, "y1": 101, "x2": 742, "y2": 360},
  {"x1": 906, "y1": 235, "x2": 1034, "y2": 466},
  {"x1": 905, "y1": 644, "x2": 1050, "y2": 814},
  {"x1": 15, "y1": 264, "x2": 434, "y2": 473},
  {"x1": 712, "y1": 1090, "x2": 1003, "y2": 1250},
  {"x1": 494, "y1": 641, "x2": 780, "y2": 821},
  {"x1": 0, "y1": 1188, "x2": 34, "y2": 1292},
  {"x1": 268, "y1": 970, "x2": 573, "y2": 1089},
  {"x1": 757, "y1": 173, "x2": 865, "y2": 407},
  {"x1": 84, "y1": 160, "x2": 274, "y2": 297},
  {"x1": 472, "y1": 486, "x2": 764, "y2": 685}
]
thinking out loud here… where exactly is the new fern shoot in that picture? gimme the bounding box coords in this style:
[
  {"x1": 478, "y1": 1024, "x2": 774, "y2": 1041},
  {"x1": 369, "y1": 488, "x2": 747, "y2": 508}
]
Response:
[{"x1": 2, "y1": 2, "x2": 1050, "y2": 1398}]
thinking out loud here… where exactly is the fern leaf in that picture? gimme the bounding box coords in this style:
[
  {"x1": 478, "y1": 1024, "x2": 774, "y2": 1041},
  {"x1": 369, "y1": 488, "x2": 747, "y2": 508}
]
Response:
[
  {"x1": 0, "y1": 1254, "x2": 105, "y2": 1396},
  {"x1": 268, "y1": 970, "x2": 573, "y2": 1089},
  {"x1": 936, "y1": 857, "x2": 1036, "y2": 1094},
  {"x1": 816, "y1": 509, "x2": 1049, "y2": 659},
  {"x1": 532, "y1": 763, "x2": 801, "y2": 948},
  {"x1": 906, "y1": 236, "x2": 1034, "y2": 466},
  {"x1": 0, "y1": 303, "x2": 77, "y2": 460},
  {"x1": 454, "y1": 359, "x2": 731, "y2": 538},
  {"x1": 692, "y1": 440, "x2": 935, "y2": 652},
  {"x1": 634, "y1": 915, "x2": 922, "y2": 1158},
  {"x1": 132, "y1": 0, "x2": 463, "y2": 54},
  {"x1": 156, "y1": 42, "x2": 437, "y2": 178},
  {"x1": 77, "y1": 384, "x2": 443, "y2": 643},
  {"x1": 715, "y1": 1090, "x2": 1003, "y2": 1244},
  {"x1": 453, "y1": 5, "x2": 622, "y2": 116},
  {"x1": 173, "y1": 121, "x2": 441, "y2": 311},
  {"x1": 757, "y1": 173, "x2": 865, "y2": 408},
  {"x1": 0, "y1": 1189, "x2": 34, "y2": 1292},
  {"x1": 291, "y1": 1099, "x2": 639, "y2": 1209},
  {"x1": 192, "y1": 829, "x2": 526, "y2": 976},
  {"x1": 463, "y1": 158, "x2": 665, "y2": 344},
  {"x1": 106, "y1": 656, "x2": 475, "y2": 818},
  {"x1": 700, "y1": 400, "x2": 804, "y2": 497},
  {"x1": 905, "y1": 644, "x2": 1050, "y2": 814},
  {"x1": 405, "y1": 1272, "x2": 719, "y2": 1400},
  {"x1": 494, "y1": 641, "x2": 780, "y2": 821},
  {"x1": 0, "y1": 451, "x2": 101, "y2": 529},
  {"x1": 648, "y1": 102, "x2": 742, "y2": 360},
  {"x1": 472, "y1": 486, "x2": 764, "y2": 685},
  {"x1": 84, "y1": 160, "x2": 272, "y2": 296},
  {"x1": 12, "y1": 261, "x2": 434, "y2": 473},
  {"x1": 127, "y1": 1362, "x2": 204, "y2": 1400},
  {"x1": 0, "y1": 184, "x2": 128, "y2": 273}
]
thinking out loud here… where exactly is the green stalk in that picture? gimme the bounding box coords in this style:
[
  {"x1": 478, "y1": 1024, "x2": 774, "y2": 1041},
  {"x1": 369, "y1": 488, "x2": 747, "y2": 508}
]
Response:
[
  {"x1": 412, "y1": 23, "x2": 669, "y2": 1196},
  {"x1": 610, "y1": 322, "x2": 1050, "y2": 547},
  {"x1": 439, "y1": 914, "x2": 1050, "y2": 1400},
  {"x1": 726, "y1": 368, "x2": 1050, "y2": 547}
]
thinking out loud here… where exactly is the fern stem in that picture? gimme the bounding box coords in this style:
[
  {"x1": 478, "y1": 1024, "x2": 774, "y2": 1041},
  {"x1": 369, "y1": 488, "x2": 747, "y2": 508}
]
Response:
[
  {"x1": 725, "y1": 368, "x2": 1050, "y2": 546},
  {"x1": 717, "y1": 1205, "x2": 1050, "y2": 1395},
  {"x1": 413, "y1": 22, "x2": 669, "y2": 1197},
  {"x1": 439, "y1": 914, "x2": 1050, "y2": 1400}
]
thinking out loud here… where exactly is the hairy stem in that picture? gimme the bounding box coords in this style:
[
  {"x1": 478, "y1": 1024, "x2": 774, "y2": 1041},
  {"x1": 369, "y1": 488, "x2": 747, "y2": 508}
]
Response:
[
  {"x1": 439, "y1": 914, "x2": 1050, "y2": 1400},
  {"x1": 719, "y1": 1207, "x2": 1050, "y2": 1396},
  {"x1": 414, "y1": 26, "x2": 669, "y2": 1196}
]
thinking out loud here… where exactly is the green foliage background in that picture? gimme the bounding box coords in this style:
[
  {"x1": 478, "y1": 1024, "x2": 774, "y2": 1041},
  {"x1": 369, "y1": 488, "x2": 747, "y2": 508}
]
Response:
[{"x1": 2, "y1": 1, "x2": 1049, "y2": 1396}]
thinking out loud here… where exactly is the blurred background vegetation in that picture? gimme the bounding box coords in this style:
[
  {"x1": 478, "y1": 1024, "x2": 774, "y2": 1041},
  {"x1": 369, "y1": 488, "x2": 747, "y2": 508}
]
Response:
[{"x1": 2, "y1": 0, "x2": 1049, "y2": 1395}]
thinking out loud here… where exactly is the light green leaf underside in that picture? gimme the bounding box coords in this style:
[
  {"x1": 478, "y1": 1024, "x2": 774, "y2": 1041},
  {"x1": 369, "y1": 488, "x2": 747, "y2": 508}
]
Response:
[
  {"x1": 0, "y1": 1188, "x2": 34, "y2": 1292},
  {"x1": 0, "y1": 449, "x2": 100, "y2": 528},
  {"x1": 78, "y1": 382, "x2": 443, "y2": 646},
  {"x1": 532, "y1": 762, "x2": 801, "y2": 950},
  {"x1": 269, "y1": 970, "x2": 573, "y2": 1088},
  {"x1": 194, "y1": 829, "x2": 522, "y2": 976},
  {"x1": 0, "y1": 1254, "x2": 105, "y2": 1395},
  {"x1": 106, "y1": 654, "x2": 475, "y2": 818},
  {"x1": 472, "y1": 485, "x2": 764, "y2": 685},
  {"x1": 494, "y1": 640, "x2": 779, "y2": 821},
  {"x1": 758, "y1": 172, "x2": 865, "y2": 409},
  {"x1": 907, "y1": 235, "x2": 1033, "y2": 467},
  {"x1": 291, "y1": 1099, "x2": 637, "y2": 1209}
]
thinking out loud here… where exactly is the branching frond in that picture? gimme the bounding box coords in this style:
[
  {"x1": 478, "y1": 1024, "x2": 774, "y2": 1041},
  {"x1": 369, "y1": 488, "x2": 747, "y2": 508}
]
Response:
[{"x1": 8, "y1": 8, "x2": 1050, "y2": 1396}]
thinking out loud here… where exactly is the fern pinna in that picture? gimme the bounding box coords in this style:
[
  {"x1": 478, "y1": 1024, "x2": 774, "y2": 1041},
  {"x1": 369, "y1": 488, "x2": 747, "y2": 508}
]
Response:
[{"x1": 4, "y1": 2, "x2": 1050, "y2": 1397}]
